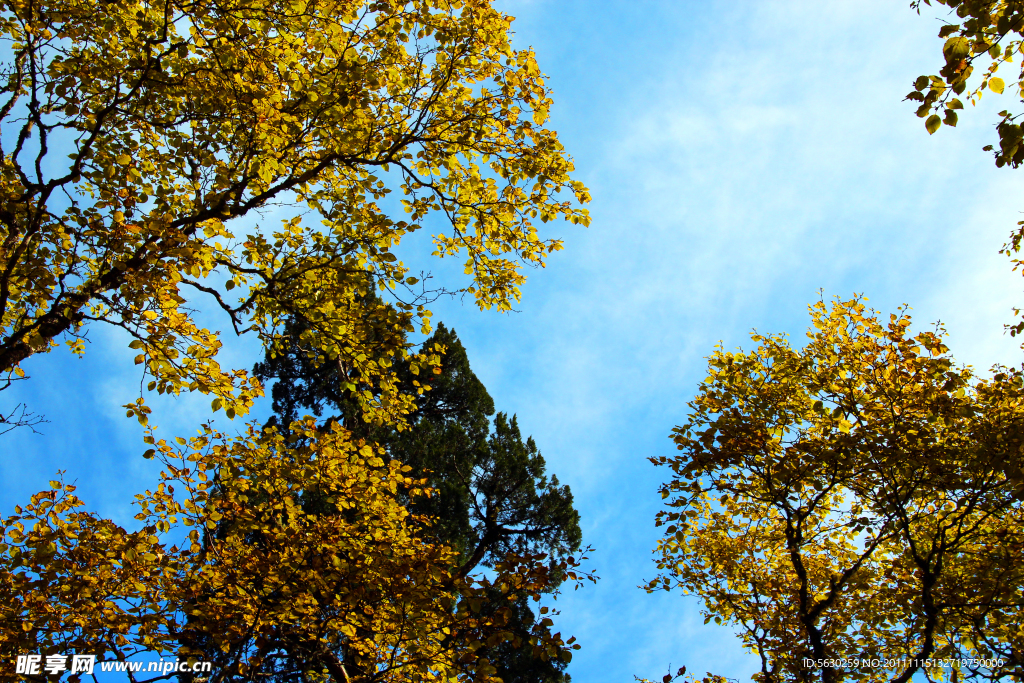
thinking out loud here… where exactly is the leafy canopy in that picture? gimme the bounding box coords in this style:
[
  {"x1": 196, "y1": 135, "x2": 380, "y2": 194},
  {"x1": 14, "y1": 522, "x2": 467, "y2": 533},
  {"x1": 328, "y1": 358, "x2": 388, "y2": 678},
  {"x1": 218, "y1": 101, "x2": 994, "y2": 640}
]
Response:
[
  {"x1": 649, "y1": 297, "x2": 1024, "y2": 683},
  {"x1": 2, "y1": 418, "x2": 592, "y2": 682},
  {"x1": 0, "y1": 0, "x2": 590, "y2": 425}
]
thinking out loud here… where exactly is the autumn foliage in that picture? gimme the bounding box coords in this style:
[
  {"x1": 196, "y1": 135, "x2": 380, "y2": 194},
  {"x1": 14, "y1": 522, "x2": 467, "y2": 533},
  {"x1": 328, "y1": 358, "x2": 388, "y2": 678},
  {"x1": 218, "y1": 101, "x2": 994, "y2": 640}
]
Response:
[
  {"x1": 650, "y1": 298, "x2": 1024, "y2": 683},
  {"x1": 0, "y1": 0, "x2": 592, "y2": 680},
  {"x1": 0, "y1": 0, "x2": 589, "y2": 423},
  {"x1": 2, "y1": 419, "x2": 590, "y2": 681}
]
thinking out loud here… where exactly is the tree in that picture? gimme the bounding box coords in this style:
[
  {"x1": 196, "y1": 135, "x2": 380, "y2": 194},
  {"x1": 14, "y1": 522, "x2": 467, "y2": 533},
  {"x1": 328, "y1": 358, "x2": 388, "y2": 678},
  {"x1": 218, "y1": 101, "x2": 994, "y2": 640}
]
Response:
[
  {"x1": 647, "y1": 297, "x2": 1024, "y2": 683},
  {"x1": 0, "y1": 0, "x2": 590, "y2": 426},
  {"x1": 252, "y1": 321, "x2": 584, "y2": 683}
]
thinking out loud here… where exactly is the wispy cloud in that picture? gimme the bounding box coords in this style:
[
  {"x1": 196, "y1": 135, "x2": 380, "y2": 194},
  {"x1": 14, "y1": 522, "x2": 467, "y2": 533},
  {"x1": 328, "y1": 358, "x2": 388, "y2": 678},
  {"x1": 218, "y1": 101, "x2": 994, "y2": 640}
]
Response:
[{"x1": 423, "y1": 1, "x2": 1024, "y2": 680}]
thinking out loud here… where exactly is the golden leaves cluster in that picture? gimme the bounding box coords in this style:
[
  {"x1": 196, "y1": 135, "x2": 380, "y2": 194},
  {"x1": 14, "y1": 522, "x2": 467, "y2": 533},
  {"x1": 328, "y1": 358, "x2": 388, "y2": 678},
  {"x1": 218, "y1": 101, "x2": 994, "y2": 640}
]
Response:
[
  {"x1": 2, "y1": 418, "x2": 590, "y2": 681},
  {"x1": 0, "y1": 0, "x2": 589, "y2": 424},
  {"x1": 650, "y1": 297, "x2": 1024, "y2": 683}
]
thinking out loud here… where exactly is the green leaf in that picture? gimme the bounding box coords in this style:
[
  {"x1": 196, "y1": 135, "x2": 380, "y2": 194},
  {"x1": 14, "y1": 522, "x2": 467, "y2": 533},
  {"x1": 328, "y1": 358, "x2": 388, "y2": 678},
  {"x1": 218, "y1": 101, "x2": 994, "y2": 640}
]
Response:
[
  {"x1": 944, "y1": 110, "x2": 958, "y2": 127},
  {"x1": 943, "y1": 37, "x2": 970, "y2": 61},
  {"x1": 948, "y1": 98, "x2": 964, "y2": 110},
  {"x1": 915, "y1": 75, "x2": 929, "y2": 91},
  {"x1": 925, "y1": 115, "x2": 942, "y2": 134},
  {"x1": 990, "y1": 77, "x2": 1005, "y2": 94}
]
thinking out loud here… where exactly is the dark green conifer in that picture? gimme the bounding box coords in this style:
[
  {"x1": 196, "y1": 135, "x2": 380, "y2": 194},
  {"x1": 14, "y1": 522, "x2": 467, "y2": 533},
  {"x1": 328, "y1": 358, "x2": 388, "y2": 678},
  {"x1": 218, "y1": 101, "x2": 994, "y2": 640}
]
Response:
[{"x1": 250, "y1": 321, "x2": 581, "y2": 683}]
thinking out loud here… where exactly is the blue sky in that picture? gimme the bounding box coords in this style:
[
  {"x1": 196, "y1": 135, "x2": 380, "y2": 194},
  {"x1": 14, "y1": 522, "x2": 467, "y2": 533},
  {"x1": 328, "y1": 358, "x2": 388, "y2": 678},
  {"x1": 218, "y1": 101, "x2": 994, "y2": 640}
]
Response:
[{"x1": 4, "y1": 1, "x2": 1024, "y2": 681}]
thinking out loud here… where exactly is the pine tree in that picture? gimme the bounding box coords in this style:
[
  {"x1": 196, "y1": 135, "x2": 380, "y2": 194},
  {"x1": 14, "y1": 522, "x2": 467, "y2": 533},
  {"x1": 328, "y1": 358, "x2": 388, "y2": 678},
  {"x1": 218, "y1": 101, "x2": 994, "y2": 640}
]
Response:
[{"x1": 250, "y1": 321, "x2": 582, "y2": 683}]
